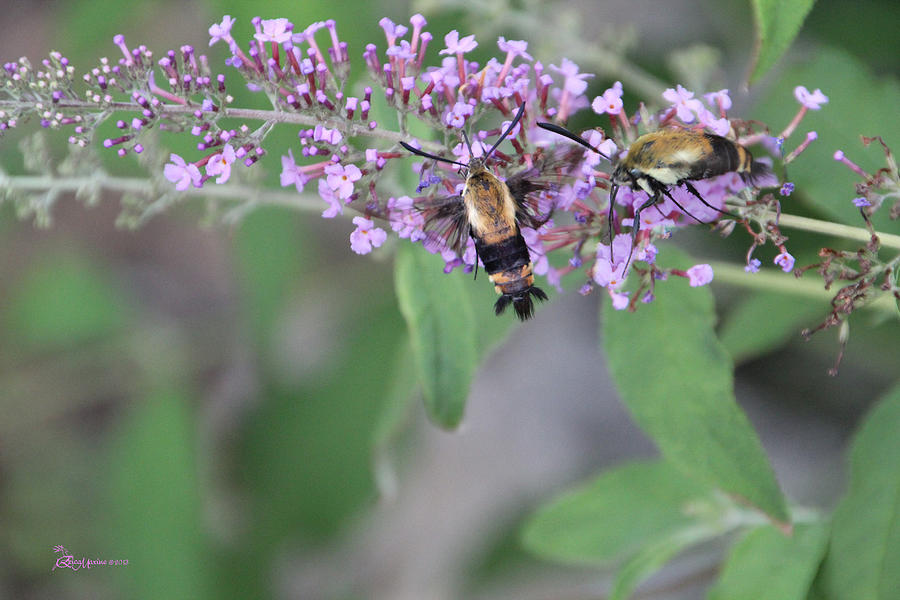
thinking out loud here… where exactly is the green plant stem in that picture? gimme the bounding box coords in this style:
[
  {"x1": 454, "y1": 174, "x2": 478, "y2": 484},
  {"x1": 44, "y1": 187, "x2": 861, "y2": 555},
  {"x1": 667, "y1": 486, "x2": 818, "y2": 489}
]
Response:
[
  {"x1": 775, "y1": 212, "x2": 900, "y2": 250},
  {"x1": 0, "y1": 99, "x2": 444, "y2": 153},
  {"x1": 707, "y1": 260, "x2": 897, "y2": 314}
]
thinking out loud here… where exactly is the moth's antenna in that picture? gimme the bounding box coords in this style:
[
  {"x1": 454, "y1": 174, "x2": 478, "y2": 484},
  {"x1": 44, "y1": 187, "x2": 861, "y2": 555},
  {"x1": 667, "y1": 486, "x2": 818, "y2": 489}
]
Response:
[
  {"x1": 484, "y1": 102, "x2": 526, "y2": 160},
  {"x1": 461, "y1": 129, "x2": 477, "y2": 161},
  {"x1": 536, "y1": 122, "x2": 612, "y2": 162},
  {"x1": 399, "y1": 141, "x2": 469, "y2": 169}
]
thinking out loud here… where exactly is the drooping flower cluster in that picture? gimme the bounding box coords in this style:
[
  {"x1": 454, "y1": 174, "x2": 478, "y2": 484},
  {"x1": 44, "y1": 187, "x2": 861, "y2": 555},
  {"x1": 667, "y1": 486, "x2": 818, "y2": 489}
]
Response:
[
  {"x1": 795, "y1": 135, "x2": 900, "y2": 372},
  {"x1": 1, "y1": 14, "x2": 838, "y2": 315}
]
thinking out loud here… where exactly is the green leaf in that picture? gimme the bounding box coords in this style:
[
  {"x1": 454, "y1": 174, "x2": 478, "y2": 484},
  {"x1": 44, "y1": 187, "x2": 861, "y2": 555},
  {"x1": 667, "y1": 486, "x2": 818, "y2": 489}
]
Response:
[
  {"x1": 521, "y1": 460, "x2": 712, "y2": 566},
  {"x1": 371, "y1": 340, "x2": 418, "y2": 451},
  {"x1": 394, "y1": 243, "x2": 478, "y2": 428},
  {"x1": 820, "y1": 383, "x2": 900, "y2": 600},
  {"x1": 752, "y1": 47, "x2": 900, "y2": 229},
  {"x1": 708, "y1": 523, "x2": 829, "y2": 600},
  {"x1": 242, "y1": 297, "x2": 407, "y2": 546},
  {"x1": 748, "y1": 0, "x2": 817, "y2": 83},
  {"x1": 106, "y1": 388, "x2": 211, "y2": 599},
  {"x1": 602, "y1": 249, "x2": 788, "y2": 525},
  {"x1": 719, "y1": 291, "x2": 824, "y2": 364},
  {"x1": 233, "y1": 207, "x2": 306, "y2": 349},
  {"x1": 371, "y1": 340, "x2": 419, "y2": 498},
  {"x1": 4, "y1": 252, "x2": 129, "y2": 350},
  {"x1": 468, "y1": 264, "x2": 521, "y2": 354},
  {"x1": 610, "y1": 522, "x2": 721, "y2": 600}
]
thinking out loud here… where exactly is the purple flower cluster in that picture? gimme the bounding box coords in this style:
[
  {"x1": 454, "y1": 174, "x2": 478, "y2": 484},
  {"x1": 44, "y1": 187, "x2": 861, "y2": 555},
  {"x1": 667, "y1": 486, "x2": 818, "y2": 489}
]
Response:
[
  {"x1": 7, "y1": 14, "x2": 838, "y2": 314},
  {"x1": 238, "y1": 14, "x2": 814, "y2": 308}
]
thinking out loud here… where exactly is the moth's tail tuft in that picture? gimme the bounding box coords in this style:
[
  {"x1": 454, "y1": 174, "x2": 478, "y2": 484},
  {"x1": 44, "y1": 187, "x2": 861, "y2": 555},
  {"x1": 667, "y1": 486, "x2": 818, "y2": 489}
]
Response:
[
  {"x1": 494, "y1": 286, "x2": 549, "y2": 321},
  {"x1": 742, "y1": 160, "x2": 778, "y2": 188}
]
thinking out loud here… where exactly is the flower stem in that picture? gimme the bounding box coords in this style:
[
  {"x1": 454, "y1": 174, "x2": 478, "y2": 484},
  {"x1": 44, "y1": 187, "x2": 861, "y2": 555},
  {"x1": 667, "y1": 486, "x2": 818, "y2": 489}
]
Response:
[
  {"x1": 707, "y1": 260, "x2": 898, "y2": 314},
  {"x1": 776, "y1": 212, "x2": 900, "y2": 250},
  {"x1": 0, "y1": 98, "x2": 444, "y2": 153}
]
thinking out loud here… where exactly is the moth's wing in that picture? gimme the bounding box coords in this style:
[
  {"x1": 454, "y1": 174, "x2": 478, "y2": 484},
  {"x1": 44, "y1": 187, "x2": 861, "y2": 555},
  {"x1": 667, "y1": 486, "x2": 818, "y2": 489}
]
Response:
[
  {"x1": 417, "y1": 194, "x2": 470, "y2": 256},
  {"x1": 506, "y1": 147, "x2": 583, "y2": 228}
]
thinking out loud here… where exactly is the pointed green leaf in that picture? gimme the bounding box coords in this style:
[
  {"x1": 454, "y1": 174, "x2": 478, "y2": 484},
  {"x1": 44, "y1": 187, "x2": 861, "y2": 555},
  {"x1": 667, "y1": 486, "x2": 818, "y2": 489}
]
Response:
[
  {"x1": 233, "y1": 207, "x2": 306, "y2": 348},
  {"x1": 5, "y1": 253, "x2": 129, "y2": 350},
  {"x1": 708, "y1": 523, "x2": 829, "y2": 600},
  {"x1": 394, "y1": 243, "x2": 478, "y2": 428},
  {"x1": 521, "y1": 460, "x2": 712, "y2": 566},
  {"x1": 107, "y1": 388, "x2": 211, "y2": 599},
  {"x1": 719, "y1": 291, "x2": 824, "y2": 364},
  {"x1": 820, "y1": 384, "x2": 900, "y2": 600},
  {"x1": 602, "y1": 250, "x2": 788, "y2": 524},
  {"x1": 748, "y1": 0, "x2": 817, "y2": 83},
  {"x1": 610, "y1": 522, "x2": 721, "y2": 600},
  {"x1": 371, "y1": 341, "x2": 419, "y2": 498},
  {"x1": 469, "y1": 262, "x2": 521, "y2": 354}
]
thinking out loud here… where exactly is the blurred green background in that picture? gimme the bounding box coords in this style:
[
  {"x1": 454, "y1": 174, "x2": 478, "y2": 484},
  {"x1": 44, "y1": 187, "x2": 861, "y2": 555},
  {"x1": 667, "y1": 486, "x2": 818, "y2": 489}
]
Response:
[{"x1": 1, "y1": 0, "x2": 897, "y2": 598}]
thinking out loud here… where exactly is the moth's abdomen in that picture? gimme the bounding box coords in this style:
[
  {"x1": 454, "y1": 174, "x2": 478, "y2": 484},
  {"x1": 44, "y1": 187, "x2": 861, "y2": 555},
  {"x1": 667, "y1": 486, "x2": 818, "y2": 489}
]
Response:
[{"x1": 474, "y1": 232, "x2": 547, "y2": 321}]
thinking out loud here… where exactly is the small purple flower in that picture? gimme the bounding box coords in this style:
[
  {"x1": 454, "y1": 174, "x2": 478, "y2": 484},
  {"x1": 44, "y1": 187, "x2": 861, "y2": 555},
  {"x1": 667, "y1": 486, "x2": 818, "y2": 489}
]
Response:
[
  {"x1": 610, "y1": 290, "x2": 630, "y2": 310},
  {"x1": 386, "y1": 40, "x2": 415, "y2": 61},
  {"x1": 255, "y1": 18, "x2": 292, "y2": 44},
  {"x1": 703, "y1": 89, "x2": 732, "y2": 112},
  {"x1": 209, "y1": 15, "x2": 236, "y2": 47},
  {"x1": 852, "y1": 197, "x2": 872, "y2": 207},
  {"x1": 379, "y1": 18, "x2": 409, "y2": 45},
  {"x1": 686, "y1": 264, "x2": 714, "y2": 287},
  {"x1": 597, "y1": 138, "x2": 618, "y2": 160},
  {"x1": 388, "y1": 195, "x2": 426, "y2": 241},
  {"x1": 744, "y1": 258, "x2": 761, "y2": 273},
  {"x1": 794, "y1": 86, "x2": 829, "y2": 110},
  {"x1": 592, "y1": 85, "x2": 623, "y2": 115},
  {"x1": 592, "y1": 258, "x2": 627, "y2": 290},
  {"x1": 318, "y1": 179, "x2": 342, "y2": 218},
  {"x1": 325, "y1": 163, "x2": 362, "y2": 199},
  {"x1": 592, "y1": 234, "x2": 633, "y2": 289},
  {"x1": 636, "y1": 243, "x2": 658, "y2": 264},
  {"x1": 439, "y1": 246, "x2": 464, "y2": 273},
  {"x1": 206, "y1": 144, "x2": 236, "y2": 184},
  {"x1": 697, "y1": 108, "x2": 730, "y2": 136},
  {"x1": 350, "y1": 216, "x2": 388, "y2": 255},
  {"x1": 662, "y1": 85, "x2": 703, "y2": 123},
  {"x1": 549, "y1": 58, "x2": 593, "y2": 96},
  {"x1": 416, "y1": 174, "x2": 442, "y2": 193},
  {"x1": 164, "y1": 154, "x2": 201, "y2": 190},
  {"x1": 780, "y1": 182, "x2": 795, "y2": 196},
  {"x1": 774, "y1": 251, "x2": 795, "y2": 273},
  {"x1": 439, "y1": 30, "x2": 477, "y2": 55},
  {"x1": 410, "y1": 14, "x2": 427, "y2": 30},
  {"x1": 521, "y1": 227, "x2": 548, "y2": 274},
  {"x1": 280, "y1": 149, "x2": 309, "y2": 193},
  {"x1": 445, "y1": 100, "x2": 475, "y2": 128},
  {"x1": 497, "y1": 37, "x2": 532, "y2": 61}
]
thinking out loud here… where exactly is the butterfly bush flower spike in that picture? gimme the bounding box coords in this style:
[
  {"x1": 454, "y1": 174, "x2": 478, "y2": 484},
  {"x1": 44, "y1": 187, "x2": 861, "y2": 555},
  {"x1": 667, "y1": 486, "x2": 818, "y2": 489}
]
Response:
[{"x1": 3, "y1": 13, "x2": 856, "y2": 325}]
